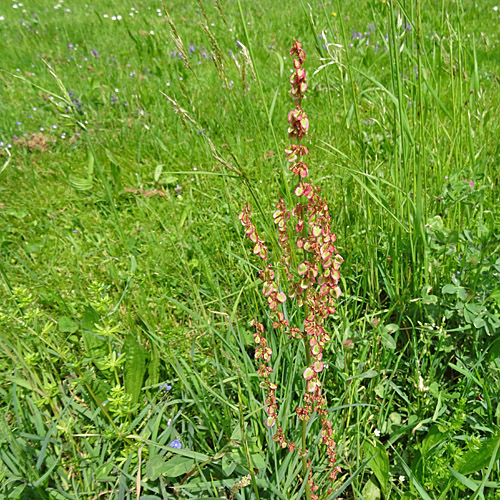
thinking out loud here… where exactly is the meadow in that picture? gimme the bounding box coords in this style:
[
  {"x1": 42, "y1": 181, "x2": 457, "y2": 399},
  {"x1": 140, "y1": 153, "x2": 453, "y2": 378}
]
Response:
[{"x1": 1, "y1": 0, "x2": 500, "y2": 498}]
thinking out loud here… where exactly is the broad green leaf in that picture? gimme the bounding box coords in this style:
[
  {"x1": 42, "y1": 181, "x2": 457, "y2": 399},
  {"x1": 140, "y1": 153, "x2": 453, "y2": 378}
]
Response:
[
  {"x1": 250, "y1": 452, "x2": 266, "y2": 470},
  {"x1": 81, "y1": 306, "x2": 99, "y2": 331},
  {"x1": 9, "y1": 484, "x2": 26, "y2": 499},
  {"x1": 382, "y1": 324, "x2": 399, "y2": 334},
  {"x1": 81, "y1": 307, "x2": 107, "y2": 368},
  {"x1": 363, "y1": 441, "x2": 389, "y2": 496},
  {"x1": 154, "y1": 164, "x2": 163, "y2": 182},
  {"x1": 68, "y1": 174, "x2": 93, "y2": 191},
  {"x1": 146, "y1": 455, "x2": 169, "y2": 481},
  {"x1": 222, "y1": 454, "x2": 237, "y2": 476},
  {"x1": 381, "y1": 333, "x2": 396, "y2": 350},
  {"x1": 347, "y1": 369, "x2": 378, "y2": 381},
  {"x1": 230, "y1": 424, "x2": 243, "y2": 443},
  {"x1": 362, "y1": 475, "x2": 381, "y2": 500},
  {"x1": 458, "y1": 433, "x2": 500, "y2": 475},
  {"x1": 442, "y1": 284, "x2": 457, "y2": 294},
  {"x1": 123, "y1": 334, "x2": 148, "y2": 405},
  {"x1": 160, "y1": 175, "x2": 179, "y2": 186},
  {"x1": 490, "y1": 288, "x2": 500, "y2": 305},
  {"x1": 421, "y1": 284, "x2": 438, "y2": 304},
  {"x1": 164, "y1": 455, "x2": 195, "y2": 477},
  {"x1": 420, "y1": 426, "x2": 446, "y2": 456},
  {"x1": 473, "y1": 316, "x2": 486, "y2": 329},
  {"x1": 58, "y1": 316, "x2": 78, "y2": 334}
]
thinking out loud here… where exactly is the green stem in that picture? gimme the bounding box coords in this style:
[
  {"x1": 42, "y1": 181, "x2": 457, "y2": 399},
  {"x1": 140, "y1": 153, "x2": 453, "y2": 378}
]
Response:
[
  {"x1": 301, "y1": 419, "x2": 312, "y2": 500},
  {"x1": 301, "y1": 322, "x2": 312, "y2": 500},
  {"x1": 238, "y1": 384, "x2": 261, "y2": 500}
]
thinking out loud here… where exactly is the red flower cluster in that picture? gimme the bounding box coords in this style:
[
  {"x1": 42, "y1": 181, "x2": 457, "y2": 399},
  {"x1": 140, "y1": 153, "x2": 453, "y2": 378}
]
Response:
[
  {"x1": 239, "y1": 40, "x2": 343, "y2": 494},
  {"x1": 288, "y1": 108, "x2": 309, "y2": 140},
  {"x1": 290, "y1": 39, "x2": 307, "y2": 102},
  {"x1": 284, "y1": 144, "x2": 309, "y2": 178},
  {"x1": 287, "y1": 40, "x2": 310, "y2": 146},
  {"x1": 250, "y1": 319, "x2": 276, "y2": 428},
  {"x1": 239, "y1": 204, "x2": 267, "y2": 260}
]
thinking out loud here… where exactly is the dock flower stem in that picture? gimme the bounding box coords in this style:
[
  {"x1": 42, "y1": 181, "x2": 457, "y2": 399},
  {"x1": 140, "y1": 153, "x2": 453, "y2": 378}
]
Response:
[{"x1": 239, "y1": 40, "x2": 343, "y2": 499}]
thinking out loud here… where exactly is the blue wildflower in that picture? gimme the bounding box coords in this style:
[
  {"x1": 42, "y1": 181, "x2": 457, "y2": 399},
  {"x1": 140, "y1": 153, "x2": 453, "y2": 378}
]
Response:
[{"x1": 169, "y1": 439, "x2": 182, "y2": 449}]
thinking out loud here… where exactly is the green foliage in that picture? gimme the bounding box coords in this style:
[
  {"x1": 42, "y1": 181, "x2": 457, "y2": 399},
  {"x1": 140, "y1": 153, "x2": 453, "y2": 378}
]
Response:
[{"x1": 0, "y1": 0, "x2": 499, "y2": 498}]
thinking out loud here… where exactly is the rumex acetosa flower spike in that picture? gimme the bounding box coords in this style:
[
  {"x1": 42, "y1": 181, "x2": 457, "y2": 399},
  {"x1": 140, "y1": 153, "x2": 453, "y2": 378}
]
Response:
[
  {"x1": 239, "y1": 40, "x2": 344, "y2": 492},
  {"x1": 239, "y1": 204, "x2": 268, "y2": 260}
]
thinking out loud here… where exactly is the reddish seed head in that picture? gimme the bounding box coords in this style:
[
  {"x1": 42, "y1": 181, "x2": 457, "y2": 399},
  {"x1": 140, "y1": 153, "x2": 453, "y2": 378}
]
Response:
[{"x1": 241, "y1": 41, "x2": 343, "y2": 494}]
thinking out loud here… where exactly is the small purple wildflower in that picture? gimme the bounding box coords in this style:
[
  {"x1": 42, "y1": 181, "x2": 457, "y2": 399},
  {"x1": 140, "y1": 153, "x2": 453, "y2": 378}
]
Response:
[
  {"x1": 161, "y1": 383, "x2": 172, "y2": 391},
  {"x1": 169, "y1": 439, "x2": 182, "y2": 449},
  {"x1": 68, "y1": 43, "x2": 74, "y2": 51},
  {"x1": 91, "y1": 49, "x2": 99, "y2": 57},
  {"x1": 469, "y1": 180, "x2": 474, "y2": 187}
]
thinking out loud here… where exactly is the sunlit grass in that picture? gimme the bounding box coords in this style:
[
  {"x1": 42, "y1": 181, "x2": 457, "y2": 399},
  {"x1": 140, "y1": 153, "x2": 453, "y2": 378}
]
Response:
[{"x1": 1, "y1": 0, "x2": 499, "y2": 498}]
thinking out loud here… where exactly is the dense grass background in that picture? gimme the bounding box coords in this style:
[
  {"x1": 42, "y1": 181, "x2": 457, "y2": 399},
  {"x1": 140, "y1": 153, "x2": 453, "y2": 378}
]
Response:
[{"x1": 1, "y1": 0, "x2": 499, "y2": 498}]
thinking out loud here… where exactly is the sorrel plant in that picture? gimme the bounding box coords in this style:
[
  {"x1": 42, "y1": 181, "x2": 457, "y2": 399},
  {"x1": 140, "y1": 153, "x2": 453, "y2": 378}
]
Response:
[{"x1": 239, "y1": 40, "x2": 343, "y2": 499}]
